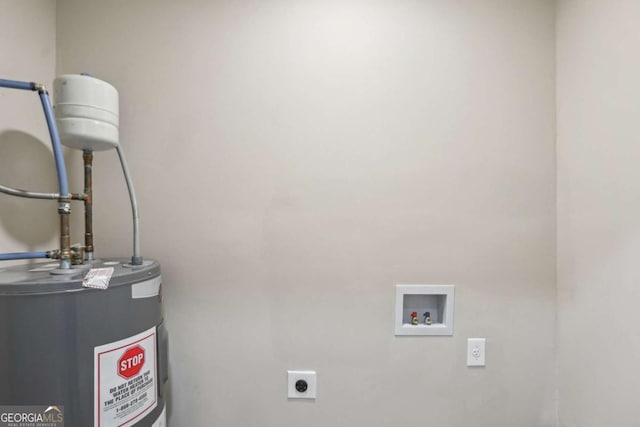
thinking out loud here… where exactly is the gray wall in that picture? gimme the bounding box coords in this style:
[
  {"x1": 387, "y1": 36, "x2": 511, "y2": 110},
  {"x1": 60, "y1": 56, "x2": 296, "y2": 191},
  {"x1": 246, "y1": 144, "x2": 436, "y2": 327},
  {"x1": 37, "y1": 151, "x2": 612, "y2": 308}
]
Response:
[
  {"x1": 0, "y1": 0, "x2": 59, "y2": 265},
  {"x1": 6, "y1": 1, "x2": 558, "y2": 425},
  {"x1": 557, "y1": 1, "x2": 640, "y2": 426}
]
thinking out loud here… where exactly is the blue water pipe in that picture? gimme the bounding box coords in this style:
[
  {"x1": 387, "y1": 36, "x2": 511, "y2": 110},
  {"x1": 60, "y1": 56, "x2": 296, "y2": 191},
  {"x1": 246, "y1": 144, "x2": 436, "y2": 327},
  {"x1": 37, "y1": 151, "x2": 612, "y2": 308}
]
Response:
[
  {"x1": 0, "y1": 78, "x2": 70, "y2": 264},
  {"x1": 0, "y1": 78, "x2": 69, "y2": 197},
  {"x1": 38, "y1": 90, "x2": 69, "y2": 196},
  {"x1": 0, "y1": 251, "x2": 49, "y2": 261},
  {"x1": 0, "y1": 79, "x2": 34, "y2": 91}
]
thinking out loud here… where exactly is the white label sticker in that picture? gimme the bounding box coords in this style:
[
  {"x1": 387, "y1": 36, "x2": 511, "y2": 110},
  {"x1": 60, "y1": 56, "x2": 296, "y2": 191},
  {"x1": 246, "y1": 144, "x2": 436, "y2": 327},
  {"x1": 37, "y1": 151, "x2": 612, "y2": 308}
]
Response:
[
  {"x1": 94, "y1": 327, "x2": 158, "y2": 427},
  {"x1": 131, "y1": 276, "x2": 162, "y2": 299},
  {"x1": 83, "y1": 267, "x2": 115, "y2": 290}
]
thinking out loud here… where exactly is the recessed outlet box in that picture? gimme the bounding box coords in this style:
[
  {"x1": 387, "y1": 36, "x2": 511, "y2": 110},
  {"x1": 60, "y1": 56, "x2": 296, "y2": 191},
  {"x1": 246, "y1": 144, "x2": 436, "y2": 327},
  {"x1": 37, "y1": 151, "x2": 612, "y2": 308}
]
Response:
[
  {"x1": 395, "y1": 284, "x2": 455, "y2": 336},
  {"x1": 287, "y1": 370, "x2": 317, "y2": 399}
]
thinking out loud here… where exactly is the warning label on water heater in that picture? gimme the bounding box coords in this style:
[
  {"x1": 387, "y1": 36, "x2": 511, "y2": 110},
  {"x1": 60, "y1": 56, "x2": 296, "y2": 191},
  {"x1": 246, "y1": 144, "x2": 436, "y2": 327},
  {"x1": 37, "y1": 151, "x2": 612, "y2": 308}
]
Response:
[{"x1": 94, "y1": 327, "x2": 157, "y2": 427}]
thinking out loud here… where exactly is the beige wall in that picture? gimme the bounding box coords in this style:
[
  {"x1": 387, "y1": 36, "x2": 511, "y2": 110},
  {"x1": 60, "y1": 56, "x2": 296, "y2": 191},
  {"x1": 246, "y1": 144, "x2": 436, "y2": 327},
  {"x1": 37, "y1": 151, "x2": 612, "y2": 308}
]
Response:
[
  {"x1": 0, "y1": 0, "x2": 58, "y2": 264},
  {"x1": 8, "y1": 2, "x2": 640, "y2": 425},
  {"x1": 557, "y1": 1, "x2": 640, "y2": 426},
  {"x1": 4, "y1": 0, "x2": 560, "y2": 425}
]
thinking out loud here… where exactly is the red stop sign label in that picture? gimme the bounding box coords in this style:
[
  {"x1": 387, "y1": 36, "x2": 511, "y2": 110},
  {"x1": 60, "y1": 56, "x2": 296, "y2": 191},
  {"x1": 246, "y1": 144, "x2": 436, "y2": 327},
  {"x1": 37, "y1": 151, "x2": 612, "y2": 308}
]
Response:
[{"x1": 118, "y1": 345, "x2": 145, "y2": 379}]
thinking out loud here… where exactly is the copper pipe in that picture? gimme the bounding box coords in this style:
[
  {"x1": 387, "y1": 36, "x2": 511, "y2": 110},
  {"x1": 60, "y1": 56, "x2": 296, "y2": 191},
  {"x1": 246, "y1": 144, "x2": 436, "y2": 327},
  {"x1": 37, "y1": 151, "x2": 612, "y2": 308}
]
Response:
[
  {"x1": 83, "y1": 150, "x2": 94, "y2": 260},
  {"x1": 58, "y1": 199, "x2": 71, "y2": 268}
]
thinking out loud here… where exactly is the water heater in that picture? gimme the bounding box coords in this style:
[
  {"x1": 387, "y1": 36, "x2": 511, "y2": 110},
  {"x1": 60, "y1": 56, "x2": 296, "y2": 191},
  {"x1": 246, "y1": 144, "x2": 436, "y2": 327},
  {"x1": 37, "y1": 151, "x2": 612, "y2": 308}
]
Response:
[{"x1": 0, "y1": 260, "x2": 168, "y2": 426}]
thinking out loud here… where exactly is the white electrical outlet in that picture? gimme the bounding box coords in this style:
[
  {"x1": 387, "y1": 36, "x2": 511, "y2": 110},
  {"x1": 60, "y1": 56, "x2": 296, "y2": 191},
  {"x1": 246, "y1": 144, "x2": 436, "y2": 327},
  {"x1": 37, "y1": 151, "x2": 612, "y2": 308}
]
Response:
[
  {"x1": 467, "y1": 338, "x2": 486, "y2": 367},
  {"x1": 287, "y1": 370, "x2": 317, "y2": 399}
]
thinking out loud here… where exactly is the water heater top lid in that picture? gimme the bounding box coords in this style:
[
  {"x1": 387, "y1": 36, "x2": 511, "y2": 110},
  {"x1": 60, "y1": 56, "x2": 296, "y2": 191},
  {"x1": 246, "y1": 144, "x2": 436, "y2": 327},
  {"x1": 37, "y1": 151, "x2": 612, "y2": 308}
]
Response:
[{"x1": 53, "y1": 74, "x2": 119, "y2": 151}]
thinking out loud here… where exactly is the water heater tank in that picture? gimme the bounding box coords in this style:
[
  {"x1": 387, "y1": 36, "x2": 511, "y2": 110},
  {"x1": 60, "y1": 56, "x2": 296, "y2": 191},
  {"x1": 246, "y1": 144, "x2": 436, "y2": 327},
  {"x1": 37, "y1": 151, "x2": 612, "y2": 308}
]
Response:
[
  {"x1": 0, "y1": 259, "x2": 168, "y2": 426},
  {"x1": 53, "y1": 74, "x2": 119, "y2": 151}
]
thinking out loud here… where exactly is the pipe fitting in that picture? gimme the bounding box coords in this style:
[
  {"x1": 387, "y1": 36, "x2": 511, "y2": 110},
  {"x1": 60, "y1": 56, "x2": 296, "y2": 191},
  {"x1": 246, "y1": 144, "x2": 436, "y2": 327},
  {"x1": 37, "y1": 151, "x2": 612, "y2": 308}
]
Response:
[
  {"x1": 46, "y1": 249, "x2": 61, "y2": 259},
  {"x1": 70, "y1": 245, "x2": 85, "y2": 265},
  {"x1": 57, "y1": 201, "x2": 71, "y2": 214}
]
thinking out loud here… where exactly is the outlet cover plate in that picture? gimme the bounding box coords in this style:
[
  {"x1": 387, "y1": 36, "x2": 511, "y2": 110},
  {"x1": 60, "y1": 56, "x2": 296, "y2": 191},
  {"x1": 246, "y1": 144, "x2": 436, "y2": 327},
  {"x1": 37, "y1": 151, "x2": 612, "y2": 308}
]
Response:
[
  {"x1": 467, "y1": 338, "x2": 486, "y2": 367},
  {"x1": 287, "y1": 370, "x2": 317, "y2": 399}
]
